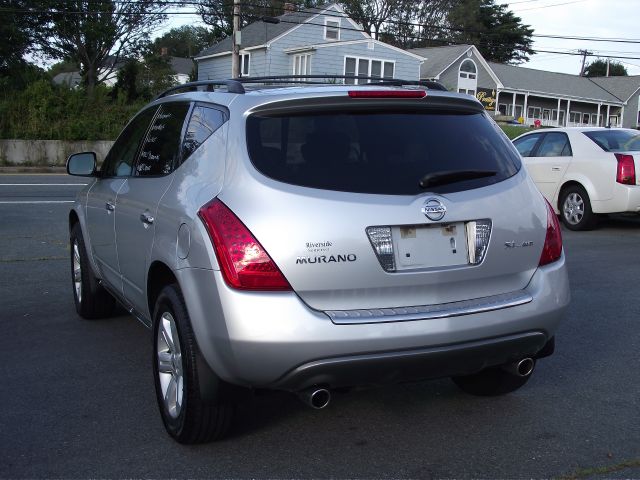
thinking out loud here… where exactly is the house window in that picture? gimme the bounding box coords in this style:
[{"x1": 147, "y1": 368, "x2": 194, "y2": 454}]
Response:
[
  {"x1": 457, "y1": 59, "x2": 477, "y2": 95},
  {"x1": 344, "y1": 56, "x2": 394, "y2": 84},
  {"x1": 240, "y1": 53, "x2": 250, "y2": 77},
  {"x1": 582, "y1": 113, "x2": 590, "y2": 125},
  {"x1": 325, "y1": 19, "x2": 340, "y2": 40},
  {"x1": 528, "y1": 107, "x2": 541, "y2": 119},
  {"x1": 293, "y1": 53, "x2": 311, "y2": 75},
  {"x1": 569, "y1": 111, "x2": 581, "y2": 124}
]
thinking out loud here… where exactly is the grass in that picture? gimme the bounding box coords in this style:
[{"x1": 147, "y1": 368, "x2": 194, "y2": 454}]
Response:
[{"x1": 499, "y1": 124, "x2": 535, "y2": 139}]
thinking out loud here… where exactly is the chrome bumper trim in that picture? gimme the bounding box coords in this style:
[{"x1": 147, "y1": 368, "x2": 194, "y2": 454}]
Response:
[{"x1": 325, "y1": 291, "x2": 533, "y2": 325}]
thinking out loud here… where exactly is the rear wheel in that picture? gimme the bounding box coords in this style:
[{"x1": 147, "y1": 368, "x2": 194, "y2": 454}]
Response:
[
  {"x1": 153, "y1": 284, "x2": 234, "y2": 443},
  {"x1": 451, "y1": 361, "x2": 535, "y2": 396},
  {"x1": 560, "y1": 185, "x2": 597, "y2": 231},
  {"x1": 70, "y1": 223, "x2": 116, "y2": 319}
]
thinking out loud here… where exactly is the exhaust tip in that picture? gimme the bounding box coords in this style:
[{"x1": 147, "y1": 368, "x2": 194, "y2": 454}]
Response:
[
  {"x1": 298, "y1": 387, "x2": 331, "y2": 409},
  {"x1": 517, "y1": 358, "x2": 535, "y2": 377}
]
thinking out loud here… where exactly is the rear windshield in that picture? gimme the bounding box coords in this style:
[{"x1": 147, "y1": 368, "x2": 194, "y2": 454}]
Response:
[
  {"x1": 246, "y1": 110, "x2": 521, "y2": 195},
  {"x1": 583, "y1": 130, "x2": 640, "y2": 152}
]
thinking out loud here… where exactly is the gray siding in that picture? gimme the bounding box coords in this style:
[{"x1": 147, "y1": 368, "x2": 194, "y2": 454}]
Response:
[
  {"x1": 197, "y1": 5, "x2": 420, "y2": 81},
  {"x1": 267, "y1": 5, "x2": 368, "y2": 75},
  {"x1": 437, "y1": 51, "x2": 497, "y2": 92},
  {"x1": 305, "y1": 42, "x2": 419, "y2": 80},
  {"x1": 623, "y1": 90, "x2": 640, "y2": 128},
  {"x1": 197, "y1": 55, "x2": 231, "y2": 80},
  {"x1": 198, "y1": 48, "x2": 268, "y2": 80}
]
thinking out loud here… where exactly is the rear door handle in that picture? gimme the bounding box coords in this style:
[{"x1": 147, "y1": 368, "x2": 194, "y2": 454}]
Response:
[
  {"x1": 140, "y1": 213, "x2": 155, "y2": 225},
  {"x1": 105, "y1": 201, "x2": 115, "y2": 212},
  {"x1": 551, "y1": 166, "x2": 561, "y2": 171}
]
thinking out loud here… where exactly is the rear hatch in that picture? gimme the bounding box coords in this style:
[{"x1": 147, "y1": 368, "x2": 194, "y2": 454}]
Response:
[{"x1": 219, "y1": 91, "x2": 548, "y2": 312}]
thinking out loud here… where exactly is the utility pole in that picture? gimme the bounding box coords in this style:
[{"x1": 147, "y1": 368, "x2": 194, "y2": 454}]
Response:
[
  {"x1": 579, "y1": 49, "x2": 592, "y2": 76},
  {"x1": 606, "y1": 58, "x2": 610, "y2": 77},
  {"x1": 231, "y1": 0, "x2": 241, "y2": 78}
]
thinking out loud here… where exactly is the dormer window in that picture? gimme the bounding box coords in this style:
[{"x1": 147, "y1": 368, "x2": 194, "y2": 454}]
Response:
[{"x1": 325, "y1": 19, "x2": 340, "y2": 40}]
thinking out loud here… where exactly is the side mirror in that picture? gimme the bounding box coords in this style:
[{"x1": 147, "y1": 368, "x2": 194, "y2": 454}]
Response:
[{"x1": 67, "y1": 152, "x2": 97, "y2": 176}]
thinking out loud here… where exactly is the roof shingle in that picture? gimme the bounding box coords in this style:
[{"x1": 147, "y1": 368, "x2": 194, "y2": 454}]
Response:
[{"x1": 488, "y1": 62, "x2": 623, "y2": 104}]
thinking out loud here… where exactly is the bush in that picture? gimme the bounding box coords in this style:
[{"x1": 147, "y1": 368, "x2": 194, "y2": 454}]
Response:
[{"x1": 0, "y1": 80, "x2": 146, "y2": 140}]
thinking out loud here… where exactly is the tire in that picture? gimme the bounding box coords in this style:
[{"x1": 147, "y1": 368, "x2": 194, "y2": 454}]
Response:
[
  {"x1": 451, "y1": 362, "x2": 534, "y2": 396},
  {"x1": 559, "y1": 185, "x2": 598, "y2": 231},
  {"x1": 70, "y1": 223, "x2": 116, "y2": 319},
  {"x1": 152, "y1": 284, "x2": 234, "y2": 444}
]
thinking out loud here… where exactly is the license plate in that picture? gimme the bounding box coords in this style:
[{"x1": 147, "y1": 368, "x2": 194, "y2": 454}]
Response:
[{"x1": 393, "y1": 222, "x2": 468, "y2": 270}]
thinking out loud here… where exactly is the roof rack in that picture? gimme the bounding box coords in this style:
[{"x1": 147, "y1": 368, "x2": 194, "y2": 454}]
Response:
[
  {"x1": 153, "y1": 76, "x2": 448, "y2": 100},
  {"x1": 238, "y1": 75, "x2": 448, "y2": 91},
  {"x1": 154, "y1": 80, "x2": 245, "y2": 99}
]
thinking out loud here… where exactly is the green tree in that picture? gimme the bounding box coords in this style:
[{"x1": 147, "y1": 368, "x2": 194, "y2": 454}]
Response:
[
  {"x1": 148, "y1": 25, "x2": 219, "y2": 58},
  {"x1": 48, "y1": 60, "x2": 80, "y2": 78},
  {"x1": 112, "y1": 60, "x2": 140, "y2": 103},
  {"x1": 376, "y1": 1, "x2": 453, "y2": 49},
  {"x1": 31, "y1": 0, "x2": 168, "y2": 95},
  {"x1": 339, "y1": 0, "x2": 410, "y2": 40},
  {"x1": 0, "y1": 0, "x2": 34, "y2": 72},
  {"x1": 0, "y1": 0, "x2": 47, "y2": 89},
  {"x1": 584, "y1": 59, "x2": 628, "y2": 77},
  {"x1": 138, "y1": 55, "x2": 177, "y2": 98},
  {"x1": 446, "y1": 0, "x2": 533, "y2": 64}
]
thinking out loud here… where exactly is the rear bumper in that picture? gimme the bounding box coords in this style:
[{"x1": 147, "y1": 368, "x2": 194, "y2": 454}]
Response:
[
  {"x1": 177, "y1": 253, "x2": 569, "y2": 389},
  {"x1": 269, "y1": 332, "x2": 551, "y2": 391},
  {"x1": 592, "y1": 183, "x2": 640, "y2": 213}
]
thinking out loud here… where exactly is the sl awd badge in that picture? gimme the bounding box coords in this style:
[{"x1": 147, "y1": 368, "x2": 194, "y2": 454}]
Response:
[{"x1": 422, "y1": 198, "x2": 446, "y2": 221}]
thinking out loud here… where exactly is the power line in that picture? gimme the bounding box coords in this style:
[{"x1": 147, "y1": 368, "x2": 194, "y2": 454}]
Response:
[
  {"x1": 511, "y1": 0, "x2": 588, "y2": 12},
  {"x1": 4, "y1": 2, "x2": 640, "y2": 46}
]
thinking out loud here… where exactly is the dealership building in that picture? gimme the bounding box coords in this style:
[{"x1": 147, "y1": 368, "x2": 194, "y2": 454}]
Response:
[{"x1": 408, "y1": 44, "x2": 640, "y2": 129}]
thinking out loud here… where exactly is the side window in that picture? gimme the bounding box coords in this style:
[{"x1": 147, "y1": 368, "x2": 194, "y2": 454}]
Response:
[
  {"x1": 513, "y1": 134, "x2": 542, "y2": 157},
  {"x1": 136, "y1": 103, "x2": 190, "y2": 177},
  {"x1": 102, "y1": 107, "x2": 157, "y2": 177},
  {"x1": 537, "y1": 133, "x2": 572, "y2": 157},
  {"x1": 181, "y1": 105, "x2": 227, "y2": 162}
]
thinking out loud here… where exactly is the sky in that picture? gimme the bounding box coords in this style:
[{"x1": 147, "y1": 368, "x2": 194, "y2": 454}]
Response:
[
  {"x1": 157, "y1": 0, "x2": 640, "y2": 76},
  {"x1": 505, "y1": 0, "x2": 640, "y2": 76}
]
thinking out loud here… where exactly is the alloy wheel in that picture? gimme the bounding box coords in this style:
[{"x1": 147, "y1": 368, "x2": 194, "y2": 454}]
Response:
[
  {"x1": 73, "y1": 241, "x2": 82, "y2": 303},
  {"x1": 157, "y1": 312, "x2": 184, "y2": 419},
  {"x1": 563, "y1": 192, "x2": 584, "y2": 225}
]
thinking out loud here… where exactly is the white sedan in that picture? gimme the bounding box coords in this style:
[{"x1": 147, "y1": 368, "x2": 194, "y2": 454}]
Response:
[{"x1": 513, "y1": 127, "x2": 640, "y2": 230}]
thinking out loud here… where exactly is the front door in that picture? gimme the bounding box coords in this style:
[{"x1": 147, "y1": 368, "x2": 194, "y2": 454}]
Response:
[
  {"x1": 523, "y1": 132, "x2": 573, "y2": 202},
  {"x1": 85, "y1": 178, "x2": 125, "y2": 291},
  {"x1": 84, "y1": 106, "x2": 158, "y2": 294}
]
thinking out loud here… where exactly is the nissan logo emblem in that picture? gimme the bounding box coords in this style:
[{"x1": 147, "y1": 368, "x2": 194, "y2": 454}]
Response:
[{"x1": 422, "y1": 198, "x2": 446, "y2": 221}]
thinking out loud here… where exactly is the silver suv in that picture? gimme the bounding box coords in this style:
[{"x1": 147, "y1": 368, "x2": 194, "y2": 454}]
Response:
[{"x1": 67, "y1": 78, "x2": 570, "y2": 444}]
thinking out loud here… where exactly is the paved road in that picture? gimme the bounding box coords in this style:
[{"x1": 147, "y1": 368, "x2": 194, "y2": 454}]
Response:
[{"x1": 1, "y1": 174, "x2": 639, "y2": 479}]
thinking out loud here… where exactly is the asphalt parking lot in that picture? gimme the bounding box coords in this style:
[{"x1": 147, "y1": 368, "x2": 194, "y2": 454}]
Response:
[{"x1": 1, "y1": 174, "x2": 639, "y2": 479}]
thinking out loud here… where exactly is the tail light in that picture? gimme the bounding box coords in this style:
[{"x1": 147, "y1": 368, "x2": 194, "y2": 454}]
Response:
[
  {"x1": 615, "y1": 153, "x2": 636, "y2": 185},
  {"x1": 539, "y1": 199, "x2": 563, "y2": 266},
  {"x1": 198, "y1": 199, "x2": 291, "y2": 291}
]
